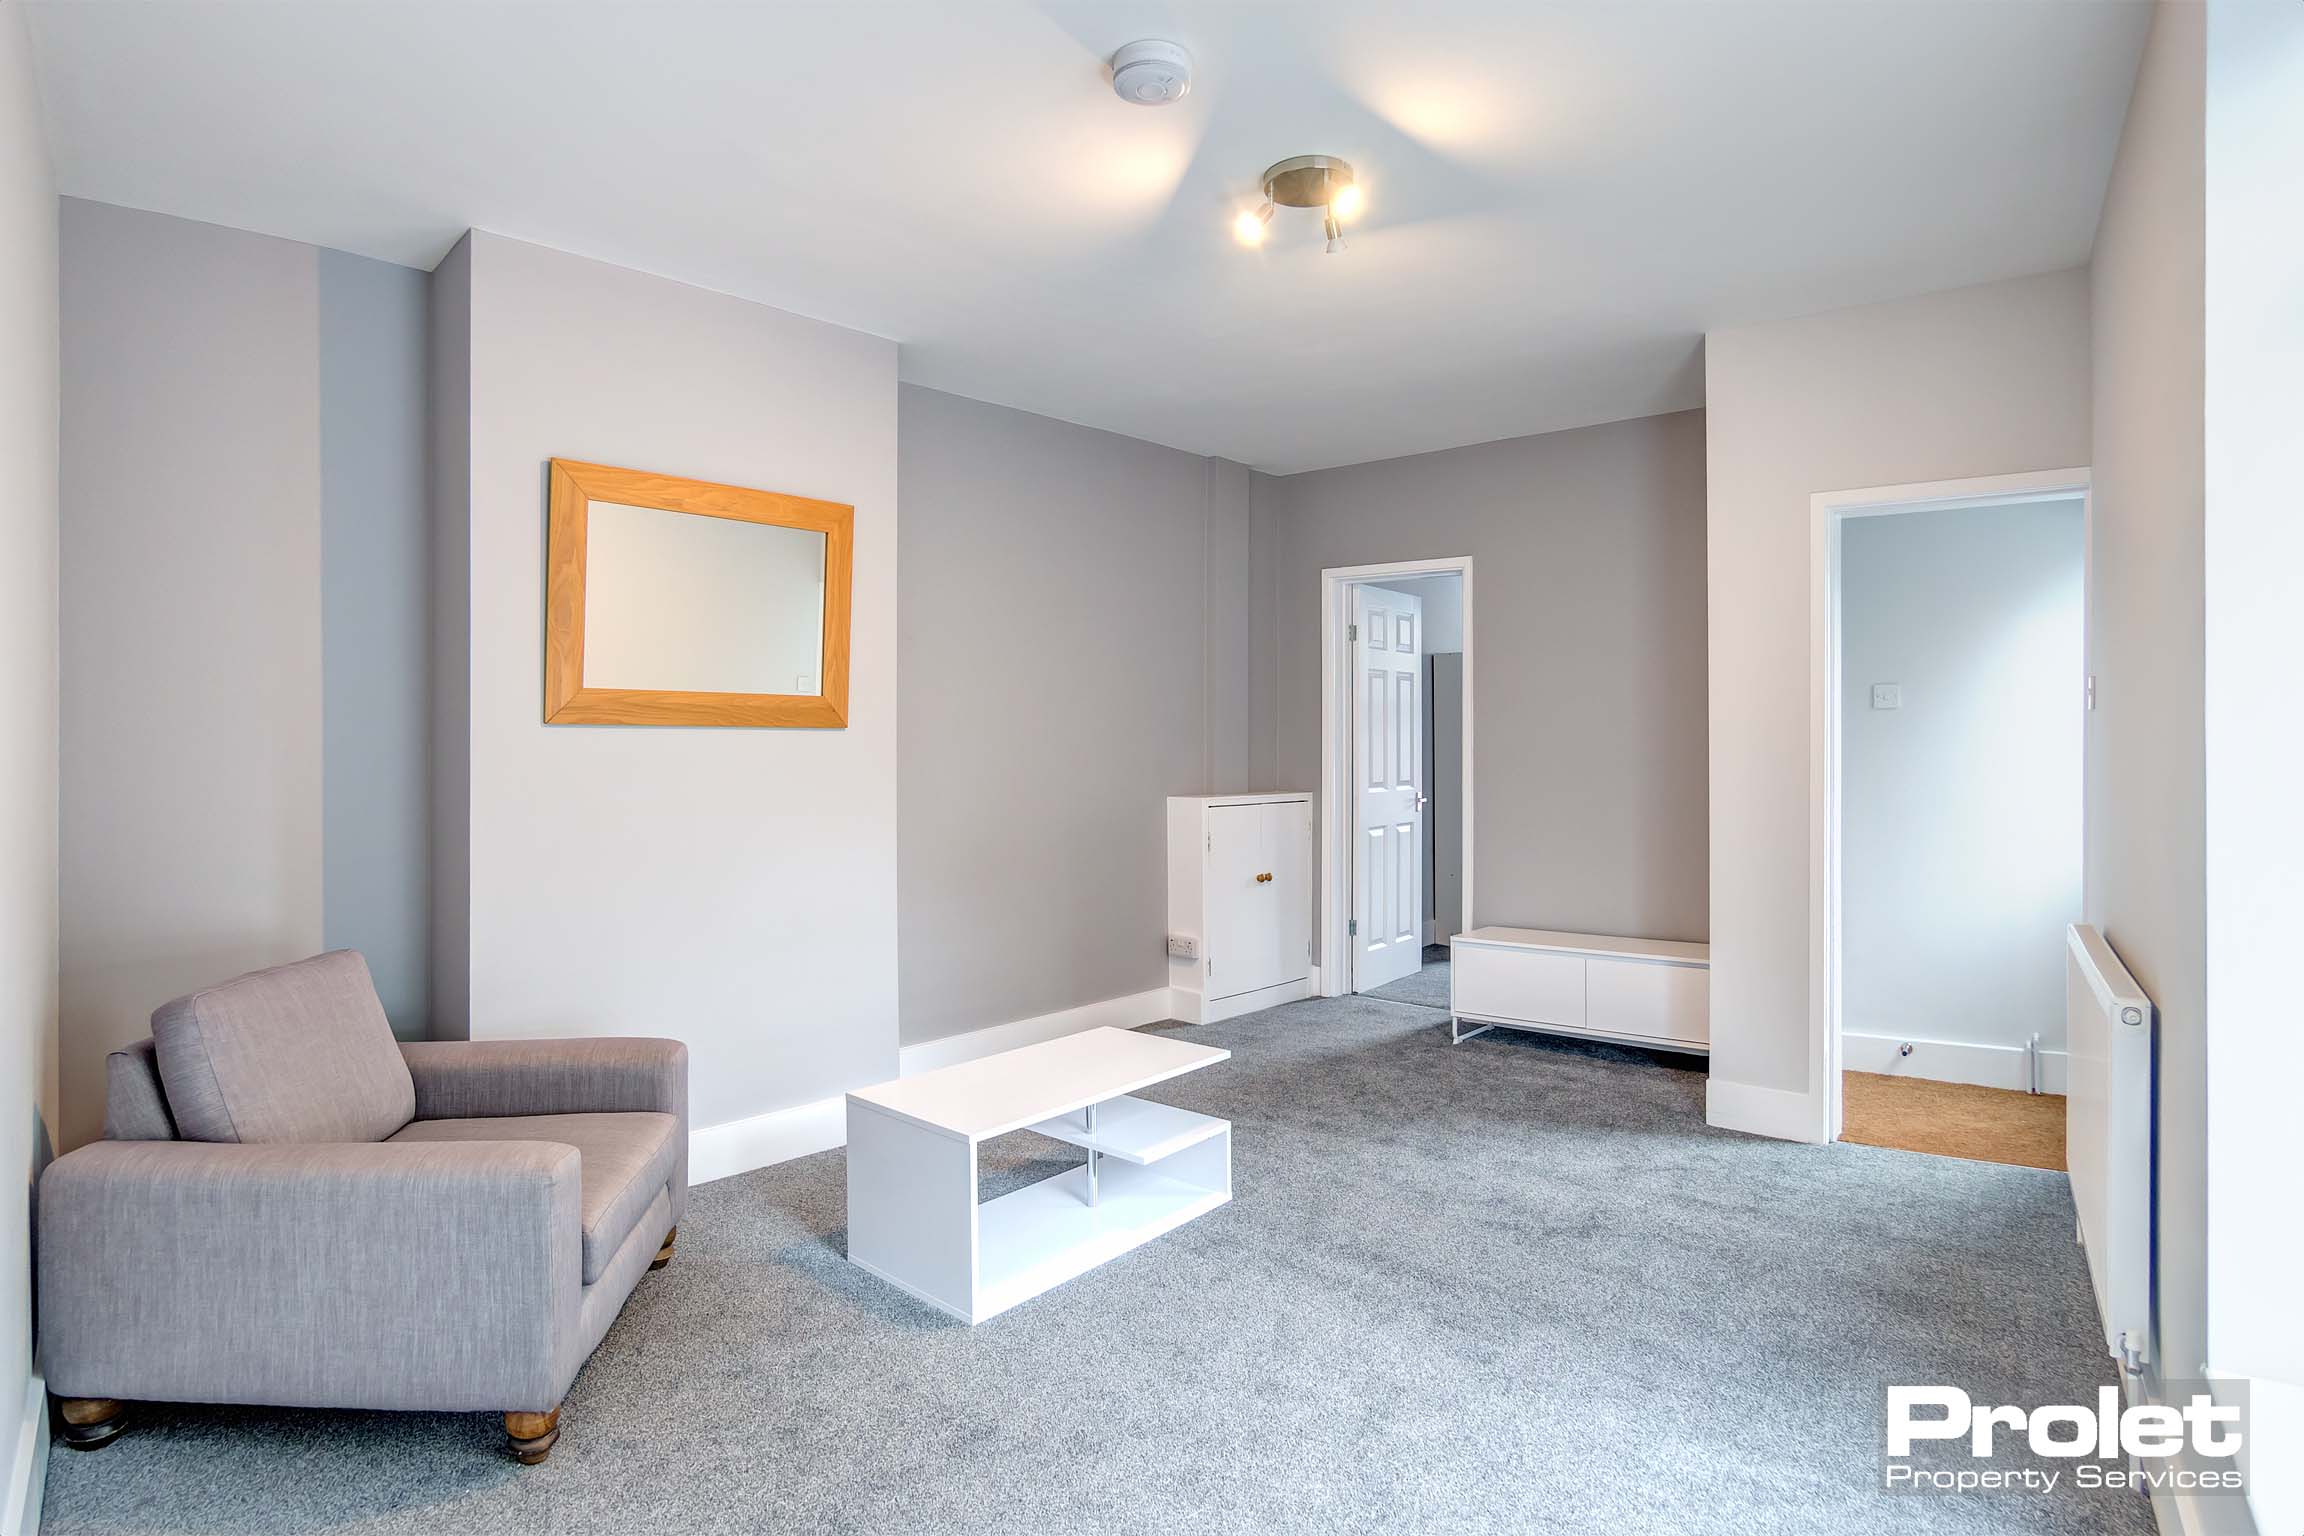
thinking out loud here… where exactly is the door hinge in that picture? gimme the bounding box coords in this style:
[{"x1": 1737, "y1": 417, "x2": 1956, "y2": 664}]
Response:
[
  {"x1": 1349, "y1": 918, "x2": 1358, "y2": 937},
  {"x1": 1347, "y1": 623, "x2": 1358, "y2": 641}
]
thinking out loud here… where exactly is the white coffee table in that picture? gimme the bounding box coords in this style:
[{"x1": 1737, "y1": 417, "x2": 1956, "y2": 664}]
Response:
[{"x1": 845, "y1": 1026, "x2": 1231, "y2": 1324}]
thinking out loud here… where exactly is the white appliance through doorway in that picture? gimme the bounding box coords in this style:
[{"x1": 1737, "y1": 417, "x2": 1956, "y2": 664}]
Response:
[{"x1": 1352, "y1": 584, "x2": 1425, "y2": 994}]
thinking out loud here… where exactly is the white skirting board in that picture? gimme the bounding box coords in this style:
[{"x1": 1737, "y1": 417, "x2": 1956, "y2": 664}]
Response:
[
  {"x1": 1842, "y1": 1031, "x2": 2068, "y2": 1094},
  {"x1": 1169, "y1": 975, "x2": 1314, "y2": 1025},
  {"x1": 687, "y1": 986, "x2": 1178, "y2": 1185},
  {"x1": 686, "y1": 1094, "x2": 849, "y2": 1186},
  {"x1": 897, "y1": 986, "x2": 1177, "y2": 1074},
  {"x1": 3, "y1": 1373, "x2": 48, "y2": 1536},
  {"x1": 1704, "y1": 1077, "x2": 1826, "y2": 1144}
]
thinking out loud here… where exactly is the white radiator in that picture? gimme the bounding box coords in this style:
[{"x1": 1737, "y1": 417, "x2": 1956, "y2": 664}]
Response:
[{"x1": 2065, "y1": 923, "x2": 2154, "y2": 1375}]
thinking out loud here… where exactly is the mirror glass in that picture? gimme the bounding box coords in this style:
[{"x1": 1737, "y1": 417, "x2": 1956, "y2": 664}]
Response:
[{"x1": 581, "y1": 501, "x2": 827, "y2": 695}]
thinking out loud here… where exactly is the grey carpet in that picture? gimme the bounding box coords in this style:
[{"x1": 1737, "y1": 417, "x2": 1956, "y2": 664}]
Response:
[
  {"x1": 1364, "y1": 952, "x2": 1451, "y2": 1010},
  {"x1": 40, "y1": 995, "x2": 2150, "y2": 1536}
]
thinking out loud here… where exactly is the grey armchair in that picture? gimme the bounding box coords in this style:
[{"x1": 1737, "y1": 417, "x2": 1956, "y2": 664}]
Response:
[{"x1": 37, "y1": 950, "x2": 687, "y2": 1463}]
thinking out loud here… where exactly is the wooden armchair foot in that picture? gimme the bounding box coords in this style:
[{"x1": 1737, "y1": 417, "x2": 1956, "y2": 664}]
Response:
[
  {"x1": 504, "y1": 1407, "x2": 560, "y2": 1464},
  {"x1": 650, "y1": 1225, "x2": 677, "y2": 1270},
  {"x1": 57, "y1": 1397, "x2": 126, "y2": 1451}
]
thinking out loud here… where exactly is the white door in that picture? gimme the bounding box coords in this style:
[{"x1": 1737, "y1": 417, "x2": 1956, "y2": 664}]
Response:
[{"x1": 1353, "y1": 585, "x2": 1424, "y2": 992}]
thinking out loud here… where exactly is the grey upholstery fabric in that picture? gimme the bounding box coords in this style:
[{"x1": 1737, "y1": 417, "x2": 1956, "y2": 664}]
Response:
[
  {"x1": 151, "y1": 951, "x2": 415, "y2": 1143},
  {"x1": 401, "y1": 1037, "x2": 688, "y2": 1228},
  {"x1": 574, "y1": 1184, "x2": 673, "y2": 1371},
  {"x1": 103, "y1": 1038, "x2": 178, "y2": 1142},
  {"x1": 38, "y1": 1139, "x2": 582, "y2": 1411},
  {"x1": 389, "y1": 1112, "x2": 678, "y2": 1284},
  {"x1": 39, "y1": 957, "x2": 689, "y2": 1419}
]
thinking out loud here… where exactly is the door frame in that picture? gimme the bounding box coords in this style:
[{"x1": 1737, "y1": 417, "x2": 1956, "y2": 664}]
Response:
[
  {"x1": 1808, "y1": 468, "x2": 2091, "y2": 1143},
  {"x1": 1319, "y1": 556, "x2": 1475, "y2": 997}
]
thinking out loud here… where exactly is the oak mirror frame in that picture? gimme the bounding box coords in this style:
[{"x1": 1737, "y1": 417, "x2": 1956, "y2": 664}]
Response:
[{"x1": 544, "y1": 458, "x2": 854, "y2": 727}]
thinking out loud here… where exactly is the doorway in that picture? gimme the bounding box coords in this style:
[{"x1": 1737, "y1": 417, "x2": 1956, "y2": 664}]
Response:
[
  {"x1": 1811, "y1": 470, "x2": 2089, "y2": 1168},
  {"x1": 1318, "y1": 559, "x2": 1473, "y2": 1003}
]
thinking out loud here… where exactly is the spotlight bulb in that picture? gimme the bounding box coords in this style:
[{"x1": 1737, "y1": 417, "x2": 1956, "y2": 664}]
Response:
[
  {"x1": 1324, "y1": 212, "x2": 1347, "y2": 254},
  {"x1": 1233, "y1": 201, "x2": 1275, "y2": 246},
  {"x1": 1331, "y1": 183, "x2": 1364, "y2": 220}
]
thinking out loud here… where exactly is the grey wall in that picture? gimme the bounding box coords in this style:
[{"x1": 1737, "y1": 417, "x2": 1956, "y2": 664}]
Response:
[
  {"x1": 319, "y1": 247, "x2": 430, "y2": 1032},
  {"x1": 448, "y1": 232, "x2": 900, "y2": 1129},
  {"x1": 57, "y1": 200, "x2": 436, "y2": 1148},
  {"x1": 428, "y1": 233, "x2": 472, "y2": 1040},
  {"x1": 897, "y1": 384, "x2": 1254, "y2": 1046},
  {"x1": 1841, "y1": 500, "x2": 2084, "y2": 1055},
  {"x1": 1204, "y1": 456, "x2": 1254, "y2": 795},
  {"x1": 0, "y1": 1, "x2": 60, "y2": 1494},
  {"x1": 1702, "y1": 270, "x2": 2092, "y2": 1109},
  {"x1": 58, "y1": 199, "x2": 325, "y2": 1151},
  {"x1": 1261, "y1": 409, "x2": 1711, "y2": 958}
]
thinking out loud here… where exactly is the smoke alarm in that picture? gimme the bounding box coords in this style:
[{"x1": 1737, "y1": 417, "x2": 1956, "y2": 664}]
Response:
[{"x1": 1109, "y1": 40, "x2": 1193, "y2": 106}]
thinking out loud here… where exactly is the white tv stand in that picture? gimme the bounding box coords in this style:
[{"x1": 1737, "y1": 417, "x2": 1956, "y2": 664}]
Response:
[{"x1": 1449, "y1": 927, "x2": 1709, "y2": 1053}]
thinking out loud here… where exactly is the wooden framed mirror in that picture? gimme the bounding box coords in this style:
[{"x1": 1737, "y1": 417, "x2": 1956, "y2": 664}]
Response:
[{"x1": 544, "y1": 458, "x2": 853, "y2": 727}]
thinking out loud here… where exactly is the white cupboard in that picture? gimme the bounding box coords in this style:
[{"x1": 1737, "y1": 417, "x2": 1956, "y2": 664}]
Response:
[{"x1": 1167, "y1": 794, "x2": 1315, "y2": 1024}]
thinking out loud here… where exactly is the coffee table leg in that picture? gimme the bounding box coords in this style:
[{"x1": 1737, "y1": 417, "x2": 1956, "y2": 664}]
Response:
[{"x1": 1085, "y1": 1102, "x2": 1099, "y2": 1206}]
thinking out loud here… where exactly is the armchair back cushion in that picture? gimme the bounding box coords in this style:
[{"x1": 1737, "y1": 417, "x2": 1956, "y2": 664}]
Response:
[
  {"x1": 103, "y1": 1039, "x2": 178, "y2": 1141},
  {"x1": 151, "y1": 951, "x2": 415, "y2": 1143}
]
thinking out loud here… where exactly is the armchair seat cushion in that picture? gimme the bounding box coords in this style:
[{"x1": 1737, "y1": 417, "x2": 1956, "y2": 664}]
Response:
[{"x1": 389, "y1": 1112, "x2": 678, "y2": 1284}]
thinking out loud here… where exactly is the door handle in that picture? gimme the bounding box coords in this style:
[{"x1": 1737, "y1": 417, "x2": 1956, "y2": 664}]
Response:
[{"x1": 1414, "y1": 793, "x2": 1428, "y2": 813}]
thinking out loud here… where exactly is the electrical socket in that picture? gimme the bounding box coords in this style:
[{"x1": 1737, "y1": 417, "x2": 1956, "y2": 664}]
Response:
[{"x1": 1166, "y1": 934, "x2": 1199, "y2": 960}]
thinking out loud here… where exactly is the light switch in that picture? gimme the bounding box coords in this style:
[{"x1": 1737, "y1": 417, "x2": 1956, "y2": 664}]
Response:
[{"x1": 1871, "y1": 683, "x2": 1902, "y2": 710}]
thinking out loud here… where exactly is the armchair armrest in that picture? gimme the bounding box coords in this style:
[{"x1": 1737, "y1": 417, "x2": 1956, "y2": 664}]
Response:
[
  {"x1": 400, "y1": 1037, "x2": 687, "y2": 1121},
  {"x1": 38, "y1": 1139, "x2": 582, "y2": 1412}
]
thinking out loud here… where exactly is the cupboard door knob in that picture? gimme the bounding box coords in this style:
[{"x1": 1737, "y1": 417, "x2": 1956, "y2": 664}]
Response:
[{"x1": 1256, "y1": 872, "x2": 1273, "y2": 883}]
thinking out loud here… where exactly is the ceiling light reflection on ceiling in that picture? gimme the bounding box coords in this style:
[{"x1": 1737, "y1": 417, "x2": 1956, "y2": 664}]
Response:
[{"x1": 1239, "y1": 156, "x2": 1358, "y2": 255}]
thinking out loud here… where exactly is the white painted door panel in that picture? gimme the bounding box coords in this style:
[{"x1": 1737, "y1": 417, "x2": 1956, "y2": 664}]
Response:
[
  {"x1": 1586, "y1": 959, "x2": 1709, "y2": 1045},
  {"x1": 1270, "y1": 800, "x2": 1312, "y2": 990},
  {"x1": 1208, "y1": 804, "x2": 1282, "y2": 1000},
  {"x1": 1353, "y1": 585, "x2": 1424, "y2": 993}
]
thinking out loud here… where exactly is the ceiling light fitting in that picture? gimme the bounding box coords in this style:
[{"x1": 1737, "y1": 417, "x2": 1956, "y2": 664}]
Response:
[{"x1": 1241, "y1": 155, "x2": 1359, "y2": 254}]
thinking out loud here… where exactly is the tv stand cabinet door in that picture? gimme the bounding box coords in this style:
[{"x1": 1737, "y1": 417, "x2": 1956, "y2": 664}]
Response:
[{"x1": 1452, "y1": 945, "x2": 1585, "y2": 1028}]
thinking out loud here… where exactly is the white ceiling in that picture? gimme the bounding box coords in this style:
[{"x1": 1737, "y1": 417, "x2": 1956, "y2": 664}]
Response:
[{"x1": 23, "y1": 1, "x2": 2151, "y2": 474}]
